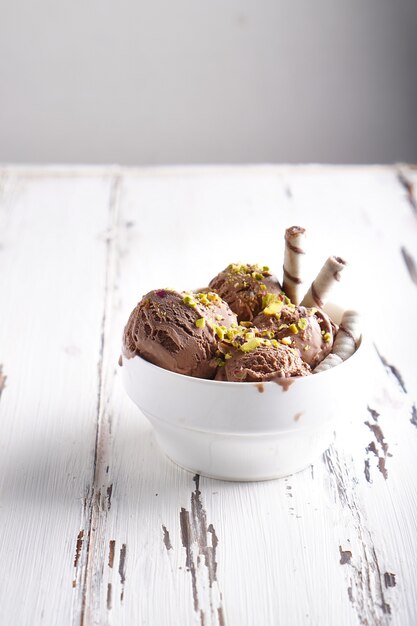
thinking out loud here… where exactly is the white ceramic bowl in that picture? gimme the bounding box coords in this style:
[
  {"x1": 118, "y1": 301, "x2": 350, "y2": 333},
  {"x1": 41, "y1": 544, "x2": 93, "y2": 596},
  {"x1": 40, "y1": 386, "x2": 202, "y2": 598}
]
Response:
[{"x1": 121, "y1": 304, "x2": 365, "y2": 481}]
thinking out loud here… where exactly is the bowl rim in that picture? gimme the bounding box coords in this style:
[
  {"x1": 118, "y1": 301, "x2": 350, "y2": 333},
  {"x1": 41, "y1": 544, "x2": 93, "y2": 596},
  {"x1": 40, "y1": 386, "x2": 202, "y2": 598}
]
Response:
[{"x1": 121, "y1": 333, "x2": 364, "y2": 388}]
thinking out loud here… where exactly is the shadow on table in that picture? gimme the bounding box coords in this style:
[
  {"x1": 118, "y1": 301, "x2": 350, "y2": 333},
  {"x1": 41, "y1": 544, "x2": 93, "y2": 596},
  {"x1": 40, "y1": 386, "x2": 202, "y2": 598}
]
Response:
[
  {"x1": 0, "y1": 423, "x2": 97, "y2": 507},
  {"x1": 0, "y1": 404, "x2": 292, "y2": 510}
]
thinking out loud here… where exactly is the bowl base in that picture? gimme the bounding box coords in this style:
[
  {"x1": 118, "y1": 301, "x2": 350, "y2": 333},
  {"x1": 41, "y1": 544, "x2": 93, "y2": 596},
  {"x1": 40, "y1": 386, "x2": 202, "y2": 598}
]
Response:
[
  {"x1": 164, "y1": 453, "x2": 322, "y2": 482},
  {"x1": 154, "y1": 428, "x2": 334, "y2": 482}
]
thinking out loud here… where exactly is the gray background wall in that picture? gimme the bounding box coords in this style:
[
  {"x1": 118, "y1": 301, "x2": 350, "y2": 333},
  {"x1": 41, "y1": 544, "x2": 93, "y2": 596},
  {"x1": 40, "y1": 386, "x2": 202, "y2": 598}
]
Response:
[{"x1": 1, "y1": 0, "x2": 416, "y2": 165}]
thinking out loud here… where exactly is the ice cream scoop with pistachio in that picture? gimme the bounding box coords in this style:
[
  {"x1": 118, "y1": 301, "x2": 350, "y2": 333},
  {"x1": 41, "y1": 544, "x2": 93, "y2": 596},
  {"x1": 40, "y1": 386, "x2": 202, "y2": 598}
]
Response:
[
  {"x1": 214, "y1": 324, "x2": 311, "y2": 382},
  {"x1": 123, "y1": 289, "x2": 237, "y2": 378},
  {"x1": 209, "y1": 263, "x2": 282, "y2": 322},
  {"x1": 121, "y1": 226, "x2": 353, "y2": 381},
  {"x1": 252, "y1": 293, "x2": 336, "y2": 369}
]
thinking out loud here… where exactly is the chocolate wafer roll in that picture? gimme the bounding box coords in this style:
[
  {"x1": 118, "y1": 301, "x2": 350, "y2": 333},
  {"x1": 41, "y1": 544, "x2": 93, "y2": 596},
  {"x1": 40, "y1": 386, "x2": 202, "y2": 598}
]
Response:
[
  {"x1": 301, "y1": 256, "x2": 347, "y2": 308},
  {"x1": 313, "y1": 309, "x2": 360, "y2": 373},
  {"x1": 282, "y1": 226, "x2": 306, "y2": 305},
  {"x1": 313, "y1": 353, "x2": 343, "y2": 373},
  {"x1": 331, "y1": 310, "x2": 361, "y2": 361}
]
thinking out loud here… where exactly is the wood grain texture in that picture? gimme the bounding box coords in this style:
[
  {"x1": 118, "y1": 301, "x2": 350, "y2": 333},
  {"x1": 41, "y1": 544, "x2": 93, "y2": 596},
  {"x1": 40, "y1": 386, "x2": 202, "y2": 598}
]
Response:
[
  {"x1": 0, "y1": 169, "x2": 114, "y2": 625},
  {"x1": 0, "y1": 165, "x2": 416, "y2": 626}
]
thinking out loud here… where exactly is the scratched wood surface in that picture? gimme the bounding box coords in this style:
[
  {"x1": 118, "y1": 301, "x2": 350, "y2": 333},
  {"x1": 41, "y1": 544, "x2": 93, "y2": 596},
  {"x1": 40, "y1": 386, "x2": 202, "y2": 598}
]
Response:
[{"x1": 0, "y1": 165, "x2": 416, "y2": 626}]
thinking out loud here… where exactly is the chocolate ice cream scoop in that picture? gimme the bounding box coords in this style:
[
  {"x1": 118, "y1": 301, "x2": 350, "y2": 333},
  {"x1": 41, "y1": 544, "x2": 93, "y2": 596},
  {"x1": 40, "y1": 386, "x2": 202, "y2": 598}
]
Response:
[
  {"x1": 123, "y1": 289, "x2": 238, "y2": 379},
  {"x1": 252, "y1": 298, "x2": 335, "y2": 368},
  {"x1": 213, "y1": 323, "x2": 310, "y2": 382},
  {"x1": 209, "y1": 263, "x2": 282, "y2": 322},
  {"x1": 216, "y1": 342, "x2": 310, "y2": 382}
]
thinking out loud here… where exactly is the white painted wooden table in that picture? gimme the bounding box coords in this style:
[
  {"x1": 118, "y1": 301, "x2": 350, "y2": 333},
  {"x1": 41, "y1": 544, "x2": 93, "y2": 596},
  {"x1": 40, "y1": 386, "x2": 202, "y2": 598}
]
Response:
[{"x1": 1, "y1": 165, "x2": 416, "y2": 626}]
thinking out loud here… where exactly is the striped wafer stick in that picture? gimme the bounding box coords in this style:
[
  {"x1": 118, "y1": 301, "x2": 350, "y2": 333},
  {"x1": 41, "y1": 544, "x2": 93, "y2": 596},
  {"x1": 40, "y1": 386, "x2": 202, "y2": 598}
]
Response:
[
  {"x1": 313, "y1": 353, "x2": 343, "y2": 373},
  {"x1": 314, "y1": 310, "x2": 361, "y2": 373},
  {"x1": 301, "y1": 256, "x2": 347, "y2": 308},
  {"x1": 332, "y1": 310, "x2": 361, "y2": 361},
  {"x1": 282, "y1": 226, "x2": 306, "y2": 305}
]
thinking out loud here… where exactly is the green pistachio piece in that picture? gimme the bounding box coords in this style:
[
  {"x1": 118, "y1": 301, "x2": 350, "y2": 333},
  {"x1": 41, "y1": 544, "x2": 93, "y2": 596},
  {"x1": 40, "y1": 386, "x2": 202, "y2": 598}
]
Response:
[
  {"x1": 183, "y1": 294, "x2": 197, "y2": 308},
  {"x1": 262, "y1": 292, "x2": 278, "y2": 308},
  {"x1": 241, "y1": 337, "x2": 262, "y2": 352},
  {"x1": 229, "y1": 263, "x2": 247, "y2": 275},
  {"x1": 298, "y1": 318, "x2": 308, "y2": 330},
  {"x1": 198, "y1": 293, "x2": 210, "y2": 305},
  {"x1": 225, "y1": 327, "x2": 239, "y2": 340},
  {"x1": 214, "y1": 325, "x2": 225, "y2": 340},
  {"x1": 251, "y1": 272, "x2": 264, "y2": 281},
  {"x1": 283, "y1": 295, "x2": 296, "y2": 308},
  {"x1": 264, "y1": 301, "x2": 283, "y2": 316}
]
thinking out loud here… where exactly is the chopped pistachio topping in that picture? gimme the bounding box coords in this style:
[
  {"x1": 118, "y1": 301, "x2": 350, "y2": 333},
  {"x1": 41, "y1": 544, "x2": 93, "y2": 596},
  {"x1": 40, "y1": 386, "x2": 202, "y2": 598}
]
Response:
[
  {"x1": 262, "y1": 292, "x2": 280, "y2": 309},
  {"x1": 289, "y1": 323, "x2": 299, "y2": 334},
  {"x1": 323, "y1": 332, "x2": 331, "y2": 343},
  {"x1": 304, "y1": 345, "x2": 311, "y2": 351},
  {"x1": 225, "y1": 327, "x2": 240, "y2": 341},
  {"x1": 195, "y1": 318, "x2": 205, "y2": 328},
  {"x1": 241, "y1": 337, "x2": 262, "y2": 353},
  {"x1": 219, "y1": 323, "x2": 291, "y2": 355},
  {"x1": 278, "y1": 323, "x2": 289, "y2": 331},
  {"x1": 228, "y1": 263, "x2": 247, "y2": 274},
  {"x1": 260, "y1": 329, "x2": 275, "y2": 339},
  {"x1": 264, "y1": 300, "x2": 283, "y2": 316},
  {"x1": 284, "y1": 296, "x2": 295, "y2": 308},
  {"x1": 260, "y1": 284, "x2": 267, "y2": 291},
  {"x1": 225, "y1": 353, "x2": 232, "y2": 360},
  {"x1": 215, "y1": 314, "x2": 223, "y2": 321},
  {"x1": 191, "y1": 291, "x2": 221, "y2": 307},
  {"x1": 228, "y1": 262, "x2": 268, "y2": 276},
  {"x1": 198, "y1": 293, "x2": 210, "y2": 305},
  {"x1": 183, "y1": 294, "x2": 197, "y2": 308},
  {"x1": 298, "y1": 317, "x2": 308, "y2": 330},
  {"x1": 214, "y1": 325, "x2": 225, "y2": 340},
  {"x1": 281, "y1": 337, "x2": 292, "y2": 346},
  {"x1": 252, "y1": 272, "x2": 264, "y2": 281}
]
